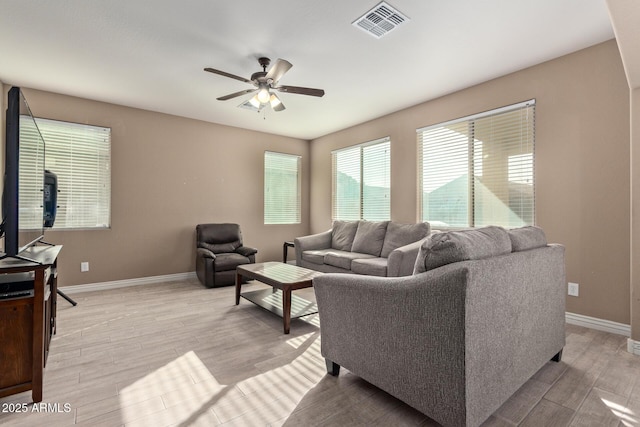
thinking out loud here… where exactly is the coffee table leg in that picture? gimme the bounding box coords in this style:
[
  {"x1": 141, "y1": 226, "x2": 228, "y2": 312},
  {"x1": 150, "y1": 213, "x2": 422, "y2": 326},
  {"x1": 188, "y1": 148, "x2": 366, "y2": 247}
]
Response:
[
  {"x1": 235, "y1": 272, "x2": 242, "y2": 305},
  {"x1": 283, "y1": 288, "x2": 292, "y2": 334}
]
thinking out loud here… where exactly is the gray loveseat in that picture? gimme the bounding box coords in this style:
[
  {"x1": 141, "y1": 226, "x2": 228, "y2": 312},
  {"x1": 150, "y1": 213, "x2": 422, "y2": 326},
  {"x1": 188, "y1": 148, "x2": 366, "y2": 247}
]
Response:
[
  {"x1": 313, "y1": 225, "x2": 566, "y2": 427},
  {"x1": 294, "y1": 220, "x2": 430, "y2": 277}
]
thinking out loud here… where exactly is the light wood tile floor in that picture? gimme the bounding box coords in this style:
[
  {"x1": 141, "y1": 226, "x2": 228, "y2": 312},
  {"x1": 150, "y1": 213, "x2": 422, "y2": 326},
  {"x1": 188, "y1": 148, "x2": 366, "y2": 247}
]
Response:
[{"x1": 1, "y1": 278, "x2": 639, "y2": 426}]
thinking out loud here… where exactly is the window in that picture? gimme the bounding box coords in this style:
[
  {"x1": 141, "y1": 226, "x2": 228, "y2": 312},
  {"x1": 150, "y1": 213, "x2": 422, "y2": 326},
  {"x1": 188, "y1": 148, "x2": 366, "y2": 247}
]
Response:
[
  {"x1": 332, "y1": 137, "x2": 390, "y2": 221},
  {"x1": 264, "y1": 151, "x2": 301, "y2": 224},
  {"x1": 26, "y1": 118, "x2": 111, "y2": 229},
  {"x1": 418, "y1": 100, "x2": 535, "y2": 228}
]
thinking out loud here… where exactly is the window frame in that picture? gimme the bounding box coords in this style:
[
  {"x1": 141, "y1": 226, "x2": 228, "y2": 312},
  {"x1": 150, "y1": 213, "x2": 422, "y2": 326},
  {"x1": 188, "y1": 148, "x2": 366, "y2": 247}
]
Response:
[
  {"x1": 263, "y1": 150, "x2": 302, "y2": 225},
  {"x1": 417, "y1": 100, "x2": 535, "y2": 229},
  {"x1": 331, "y1": 136, "x2": 391, "y2": 221}
]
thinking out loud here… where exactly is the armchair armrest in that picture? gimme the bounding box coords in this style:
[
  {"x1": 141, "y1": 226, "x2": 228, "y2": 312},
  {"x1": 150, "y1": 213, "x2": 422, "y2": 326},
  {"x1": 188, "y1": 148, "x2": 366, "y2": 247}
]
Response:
[
  {"x1": 294, "y1": 229, "x2": 332, "y2": 263},
  {"x1": 386, "y1": 237, "x2": 426, "y2": 277},
  {"x1": 196, "y1": 247, "x2": 216, "y2": 260},
  {"x1": 236, "y1": 246, "x2": 258, "y2": 257}
]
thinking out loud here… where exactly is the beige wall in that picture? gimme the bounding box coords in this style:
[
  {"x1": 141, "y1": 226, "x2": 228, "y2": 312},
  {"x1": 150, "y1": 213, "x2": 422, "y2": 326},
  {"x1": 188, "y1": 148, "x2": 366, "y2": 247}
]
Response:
[
  {"x1": 310, "y1": 40, "x2": 631, "y2": 324},
  {"x1": 2, "y1": 88, "x2": 310, "y2": 286}
]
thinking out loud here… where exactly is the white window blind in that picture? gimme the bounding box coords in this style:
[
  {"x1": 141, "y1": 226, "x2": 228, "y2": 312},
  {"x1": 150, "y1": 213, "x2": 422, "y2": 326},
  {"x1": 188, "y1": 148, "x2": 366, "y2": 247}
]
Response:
[
  {"x1": 332, "y1": 137, "x2": 390, "y2": 221},
  {"x1": 418, "y1": 100, "x2": 535, "y2": 228},
  {"x1": 264, "y1": 151, "x2": 301, "y2": 224},
  {"x1": 32, "y1": 118, "x2": 111, "y2": 229}
]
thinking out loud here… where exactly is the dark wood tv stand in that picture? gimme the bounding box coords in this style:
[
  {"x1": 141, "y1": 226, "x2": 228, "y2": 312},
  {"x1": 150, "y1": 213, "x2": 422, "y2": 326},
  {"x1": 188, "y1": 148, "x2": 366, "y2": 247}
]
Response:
[{"x1": 0, "y1": 245, "x2": 62, "y2": 403}]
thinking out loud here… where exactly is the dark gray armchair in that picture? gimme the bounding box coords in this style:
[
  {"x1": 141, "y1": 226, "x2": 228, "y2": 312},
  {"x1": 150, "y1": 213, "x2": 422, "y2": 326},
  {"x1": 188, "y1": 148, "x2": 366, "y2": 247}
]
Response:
[{"x1": 196, "y1": 223, "x2": 257, "y2": 288}]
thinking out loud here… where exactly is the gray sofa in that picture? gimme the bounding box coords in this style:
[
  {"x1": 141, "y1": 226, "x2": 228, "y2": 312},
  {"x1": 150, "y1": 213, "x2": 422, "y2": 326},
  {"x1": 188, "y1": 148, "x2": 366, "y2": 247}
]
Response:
[
  {"x1": 313, "y1": 226, "x2": 566, "y2": 427},
  {"x1": 294, "y1": 220, "x2": 430, "y2": 277}
]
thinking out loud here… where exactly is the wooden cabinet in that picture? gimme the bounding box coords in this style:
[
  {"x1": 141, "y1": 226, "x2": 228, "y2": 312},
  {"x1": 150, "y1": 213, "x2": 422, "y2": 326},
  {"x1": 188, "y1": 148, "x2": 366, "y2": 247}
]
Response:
[{"x1": 0, "y1": 245, "x2": 62, "y2": 403}]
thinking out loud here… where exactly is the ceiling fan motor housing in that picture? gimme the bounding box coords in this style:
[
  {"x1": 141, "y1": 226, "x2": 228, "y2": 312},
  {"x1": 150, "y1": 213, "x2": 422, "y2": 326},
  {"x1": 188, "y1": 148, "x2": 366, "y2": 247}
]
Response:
[{"x1": 251, "y1": 71, "x2": 268, "y2": 83}]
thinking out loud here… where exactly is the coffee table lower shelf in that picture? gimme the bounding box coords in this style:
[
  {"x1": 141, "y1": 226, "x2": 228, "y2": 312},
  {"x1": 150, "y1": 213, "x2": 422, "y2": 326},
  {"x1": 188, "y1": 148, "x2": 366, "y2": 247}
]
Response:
[{"x1": 241, "y1": 289, "x2": 318, "y2": 319}]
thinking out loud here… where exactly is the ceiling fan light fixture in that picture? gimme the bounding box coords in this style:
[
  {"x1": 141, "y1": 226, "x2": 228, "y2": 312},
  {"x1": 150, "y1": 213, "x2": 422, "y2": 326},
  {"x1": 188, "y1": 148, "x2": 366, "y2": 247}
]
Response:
[
  {"x1": 270, "y1": 93, "x2": 285, "y2": 112},
  {"x1": 249, "y1": 95, "x2": 261, "y2": 108},
  {"x1": 257, "y1": 87, "x2": 271, "y2": 104},
  {"x1": 269, "y1": 94, "x2": 281, "y2": 107}
]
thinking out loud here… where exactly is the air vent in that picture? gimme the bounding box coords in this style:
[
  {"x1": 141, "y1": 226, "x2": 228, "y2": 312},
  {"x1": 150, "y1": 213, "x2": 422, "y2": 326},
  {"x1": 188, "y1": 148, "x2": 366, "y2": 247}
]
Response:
[{"x1": 352, "y1": 1, "x2": 409, "y2": 39}]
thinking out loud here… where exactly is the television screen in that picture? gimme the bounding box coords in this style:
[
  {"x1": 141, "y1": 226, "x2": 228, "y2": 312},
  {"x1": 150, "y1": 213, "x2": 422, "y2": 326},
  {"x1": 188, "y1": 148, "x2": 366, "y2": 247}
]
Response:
[{"x1": 2, "y1": 87, "x2": 46, "y2": 257}]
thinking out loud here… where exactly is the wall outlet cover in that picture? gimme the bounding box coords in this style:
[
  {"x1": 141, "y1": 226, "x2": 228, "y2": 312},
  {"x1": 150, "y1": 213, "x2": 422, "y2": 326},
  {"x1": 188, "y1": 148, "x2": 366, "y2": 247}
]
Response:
[{"x1": 568, "y1": 282, "x2": 579, "y2": 297}]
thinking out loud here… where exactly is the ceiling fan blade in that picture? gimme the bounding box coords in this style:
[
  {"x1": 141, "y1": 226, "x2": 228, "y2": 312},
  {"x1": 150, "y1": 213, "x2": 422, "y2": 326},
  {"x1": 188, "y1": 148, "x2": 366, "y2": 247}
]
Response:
[
  {"x1": 204, "y1": 67, "x2": 252, "y2": 84},
  {"x1": 216, "y1": 88, "x2": 256, "y2": 101},
  {"x1": 276, "y1": 85, "x2": 325, "y2": 97},
  {"x1": 265, "y1": 59, "x2": 292, "y2": 84},
  {"x1": 270, "y1": 93, "x2": 286, "y2": 112}
]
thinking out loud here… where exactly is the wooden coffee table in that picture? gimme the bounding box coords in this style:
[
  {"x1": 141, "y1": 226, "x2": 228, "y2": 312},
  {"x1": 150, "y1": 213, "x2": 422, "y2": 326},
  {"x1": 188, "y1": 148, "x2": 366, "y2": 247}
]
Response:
[{"x1": 235, "y1": 262, "x2": 323, "y2": 334}]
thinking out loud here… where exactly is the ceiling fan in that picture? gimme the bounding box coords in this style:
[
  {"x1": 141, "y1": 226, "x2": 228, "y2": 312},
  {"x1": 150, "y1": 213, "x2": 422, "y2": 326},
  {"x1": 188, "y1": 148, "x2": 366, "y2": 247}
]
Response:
[{"x1": 204, "y1": 57, "x2": 325, "y2": 112}]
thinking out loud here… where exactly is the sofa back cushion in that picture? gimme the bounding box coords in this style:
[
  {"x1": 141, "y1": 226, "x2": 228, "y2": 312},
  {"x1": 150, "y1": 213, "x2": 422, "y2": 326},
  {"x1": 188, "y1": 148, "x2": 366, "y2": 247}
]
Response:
[
  {"x1": 351, "y1": 221, "x2": 389, "y2": 256},
  {"x1": 381, "y1": 222, "x2": 431, "y2": 258},
  {"x1": 508, "y1": 226, "x2": 547, "y2": 252},
  {"x1": 413, "y1": 226, "x2": 512, "y2": 274},
  {"x1": 331, "y1": 220, "x2": 359, "y2": 251}
]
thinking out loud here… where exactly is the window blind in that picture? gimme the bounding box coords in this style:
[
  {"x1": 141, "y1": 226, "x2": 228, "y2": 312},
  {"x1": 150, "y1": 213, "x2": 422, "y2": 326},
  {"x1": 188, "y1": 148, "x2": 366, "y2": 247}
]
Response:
[
  {"x1": 264, "y1": 151, "x2": 301, "y2": 224},
  {"x1": 32, "y1": 118, "x2": 111, "y2": 229},
  {"x1": 417, "y1": 100, "x2": 535, "y2": 228},
  {"x1": 332, "y1": 137, "x2": 390, "y2": 221}
]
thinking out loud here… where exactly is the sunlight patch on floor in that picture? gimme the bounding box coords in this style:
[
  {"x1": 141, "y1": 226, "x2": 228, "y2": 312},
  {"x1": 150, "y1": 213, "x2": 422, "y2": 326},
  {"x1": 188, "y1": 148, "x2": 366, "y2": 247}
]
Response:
[
  {"x1": 119, "y1": 335, "x2": 323, "y2": 426},
  {"x1": 602, "y1": 398, "x2": 638, "y2": 426},
  {"x1": 285, "y1": 332, "x2": 316, "y2": 349}
]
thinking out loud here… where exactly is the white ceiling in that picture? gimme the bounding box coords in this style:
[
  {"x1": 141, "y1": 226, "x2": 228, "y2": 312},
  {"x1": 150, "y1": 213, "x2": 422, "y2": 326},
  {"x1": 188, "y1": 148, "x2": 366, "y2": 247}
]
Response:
[{"x1": 0, "y1": 0, "x2": 614, "y2": 140}]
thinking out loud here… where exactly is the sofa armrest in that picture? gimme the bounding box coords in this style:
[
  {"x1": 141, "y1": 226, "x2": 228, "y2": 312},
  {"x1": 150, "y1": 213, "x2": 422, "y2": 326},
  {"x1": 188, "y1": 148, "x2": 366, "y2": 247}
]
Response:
[
  {"x1": 386, "y1": 237, "x2": 426, "y2": 276},
  {"x1": 314, "y1": 268, "x2": 468, "y2": 423},
  {"x1": 294, "y1": 229, "x2": 332, "y2": 263}
]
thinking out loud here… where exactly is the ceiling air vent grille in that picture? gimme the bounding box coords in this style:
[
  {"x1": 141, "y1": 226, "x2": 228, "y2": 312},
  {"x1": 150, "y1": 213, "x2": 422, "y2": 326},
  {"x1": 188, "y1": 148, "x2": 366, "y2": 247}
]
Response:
[{"x1": 353, "y1": 1, "x2": 409, "y2": 39}]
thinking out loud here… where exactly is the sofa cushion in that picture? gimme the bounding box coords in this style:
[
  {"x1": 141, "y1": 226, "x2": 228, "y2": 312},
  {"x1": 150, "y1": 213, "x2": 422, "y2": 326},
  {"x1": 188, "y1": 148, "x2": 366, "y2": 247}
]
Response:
[
  {"x1": 351, "y1": 221, "x2": 389, "y2": 256},
  {"x1": 413, "y1": 226, "x2": 512, "y2": 274},
  {"x1": 351, "y1": 257, "x2": 388, "y2": 276},
  {"x1": 381, "y1": 222, "x2": 431, "y2": 258},
  {"x1": 325, "y1": 251, "x2": 375, "y2": 270},
  {"x1": 508, "y1": 226, "x2": 547, "y2": 252},
  {"x1": 302, "y1": 249, "x2": 334, "y2": 265},
  {"x1": 331, "y1": 220, "x2": 359, "y2": 251}
]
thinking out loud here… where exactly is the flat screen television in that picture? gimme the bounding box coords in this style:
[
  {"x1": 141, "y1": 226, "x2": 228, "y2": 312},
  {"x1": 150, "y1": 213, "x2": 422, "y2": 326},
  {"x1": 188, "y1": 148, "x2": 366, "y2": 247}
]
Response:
[{"x1": 2, "y1": 86, "x2": 47, "y2": 258}]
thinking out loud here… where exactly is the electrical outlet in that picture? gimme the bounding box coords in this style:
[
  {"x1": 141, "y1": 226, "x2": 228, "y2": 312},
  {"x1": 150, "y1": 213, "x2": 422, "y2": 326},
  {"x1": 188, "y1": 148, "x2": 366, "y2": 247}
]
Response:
[
  {"x1": 81, "y1": 262, "x2": 89, "y2": 272},
  {"x1": 568, "y1": 282, "x2": 579, "y2": 297}
]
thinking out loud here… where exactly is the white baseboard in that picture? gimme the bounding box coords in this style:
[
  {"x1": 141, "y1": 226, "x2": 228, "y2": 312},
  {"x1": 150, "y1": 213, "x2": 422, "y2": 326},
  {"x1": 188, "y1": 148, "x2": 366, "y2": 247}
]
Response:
[
  {"x1": 58, "y1": 271, "x2": 197, "y2": 294},
  {"x1": 565, "y1": 312, "x2": 630, "y2": 337},
  {"x1": 565, "y1": 313, "x2": 640, "y2": 357},
  {"x1": 628, "y1": 338, "x2": 640, "y2": 356}
]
